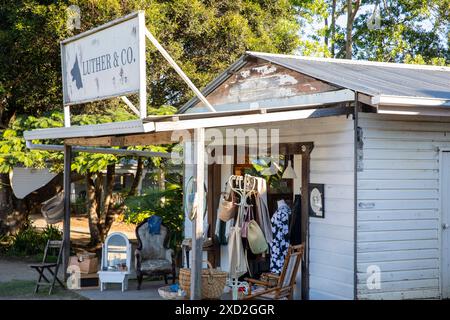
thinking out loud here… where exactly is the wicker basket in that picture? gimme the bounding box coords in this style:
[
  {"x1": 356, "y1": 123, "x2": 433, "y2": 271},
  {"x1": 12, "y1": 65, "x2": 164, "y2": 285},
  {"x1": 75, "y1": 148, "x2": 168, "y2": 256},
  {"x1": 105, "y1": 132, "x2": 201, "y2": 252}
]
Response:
[{"x1": 179, "y1": 261, "x2": 228, "y2": 299}]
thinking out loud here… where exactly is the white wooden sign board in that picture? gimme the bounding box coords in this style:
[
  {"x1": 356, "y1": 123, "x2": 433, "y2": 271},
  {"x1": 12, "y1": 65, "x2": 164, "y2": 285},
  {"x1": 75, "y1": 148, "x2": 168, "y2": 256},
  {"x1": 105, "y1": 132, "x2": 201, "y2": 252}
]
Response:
[{"x1": 61, "y1": 12, "x2": 145, "y2": 106}]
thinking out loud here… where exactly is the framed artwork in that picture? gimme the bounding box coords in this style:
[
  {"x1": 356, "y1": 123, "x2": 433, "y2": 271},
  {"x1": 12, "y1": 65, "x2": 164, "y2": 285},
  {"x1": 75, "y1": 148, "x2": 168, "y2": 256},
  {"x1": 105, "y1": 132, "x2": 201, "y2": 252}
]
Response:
[{"x1": 309, "y1": 183, "x2": 325, "y2": 218}]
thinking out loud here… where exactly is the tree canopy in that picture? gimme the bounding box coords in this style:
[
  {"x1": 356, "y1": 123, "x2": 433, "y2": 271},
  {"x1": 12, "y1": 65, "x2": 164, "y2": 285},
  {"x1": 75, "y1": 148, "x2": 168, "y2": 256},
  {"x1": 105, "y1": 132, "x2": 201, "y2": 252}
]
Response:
[
  {"x1": 0, "y1": 0, "x2": 448, "y2": 237},
  {"x1": 0, "y1": 0, "x2": 303, "y2": 129}
]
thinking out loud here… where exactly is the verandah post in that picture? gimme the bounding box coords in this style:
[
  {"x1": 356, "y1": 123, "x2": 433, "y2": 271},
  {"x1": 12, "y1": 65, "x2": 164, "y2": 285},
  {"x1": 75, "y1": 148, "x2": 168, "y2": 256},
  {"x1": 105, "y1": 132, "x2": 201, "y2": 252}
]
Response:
[
  {"x1": 191, "y1": 127, "x2": 205, "y2": 300},
  {"x1": 62, "y1": 144, "x2": 72, "y2": 282}
]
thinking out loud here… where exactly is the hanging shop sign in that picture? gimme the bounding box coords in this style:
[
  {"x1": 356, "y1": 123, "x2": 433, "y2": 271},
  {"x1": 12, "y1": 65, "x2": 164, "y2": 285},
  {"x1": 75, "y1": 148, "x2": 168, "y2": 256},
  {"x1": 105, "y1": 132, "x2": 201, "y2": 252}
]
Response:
[
  {"x1": 309, "y1": 183, "x2": 325, "y2": 218},
  {"x1": 61, "y1": 12, "x2": 145, "y2": 105}
]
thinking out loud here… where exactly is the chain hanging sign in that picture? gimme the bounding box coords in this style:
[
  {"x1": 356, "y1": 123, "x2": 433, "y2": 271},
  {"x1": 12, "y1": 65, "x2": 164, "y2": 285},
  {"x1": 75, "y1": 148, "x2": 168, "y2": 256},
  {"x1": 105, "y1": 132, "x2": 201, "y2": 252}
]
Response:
[{"x1": 61, "y1": 11, "x2": 146, "y2": 107}]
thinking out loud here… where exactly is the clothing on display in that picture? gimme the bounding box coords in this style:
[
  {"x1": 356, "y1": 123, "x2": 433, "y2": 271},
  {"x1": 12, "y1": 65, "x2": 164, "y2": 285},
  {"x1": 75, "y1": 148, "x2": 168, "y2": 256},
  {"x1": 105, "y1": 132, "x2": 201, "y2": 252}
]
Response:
[
  {"x1": 255, "y1": 177, "x2": 273, "y2": 244},
  {"x1": 213, "y1": 174, "x2": 300, "y2": 277},
  {"x1": 289, "y1": 194, "x2": 302, "y2": 245},
  {"x1": 269, "y1": 199, "x2": 291, "y2": 274}
]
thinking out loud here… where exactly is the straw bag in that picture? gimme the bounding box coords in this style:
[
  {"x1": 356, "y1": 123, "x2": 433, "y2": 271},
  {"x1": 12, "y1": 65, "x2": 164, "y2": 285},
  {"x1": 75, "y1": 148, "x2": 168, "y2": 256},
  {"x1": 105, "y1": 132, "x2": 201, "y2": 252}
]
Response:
[{"x1": 179, "y1": 261, "x2": 228, "y2": 299}]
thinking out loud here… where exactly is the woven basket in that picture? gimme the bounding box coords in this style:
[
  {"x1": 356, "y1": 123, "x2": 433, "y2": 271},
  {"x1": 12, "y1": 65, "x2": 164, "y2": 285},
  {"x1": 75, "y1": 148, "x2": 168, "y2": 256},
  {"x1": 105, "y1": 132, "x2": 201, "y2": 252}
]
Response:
[{"x1": 179, "y1": 261, "x2": 228, "y2": 299}]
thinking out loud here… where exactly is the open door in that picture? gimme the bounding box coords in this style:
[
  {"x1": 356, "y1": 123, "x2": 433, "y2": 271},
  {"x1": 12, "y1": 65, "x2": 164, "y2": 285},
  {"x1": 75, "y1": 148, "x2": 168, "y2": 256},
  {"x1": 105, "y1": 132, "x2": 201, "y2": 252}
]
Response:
[{"x1": 441, "y1": 151, "x2": 450, "y2": 298}]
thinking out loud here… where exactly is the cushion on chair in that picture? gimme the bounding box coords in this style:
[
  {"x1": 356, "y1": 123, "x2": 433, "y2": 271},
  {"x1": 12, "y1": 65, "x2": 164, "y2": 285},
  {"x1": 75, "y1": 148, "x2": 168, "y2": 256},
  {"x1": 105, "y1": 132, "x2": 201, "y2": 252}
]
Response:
[
  {"x1": 137, "y1": 222, "x2": 168, "y2": 260},
  {"x1": 140, "y1": 259, "x2": 172, "y2": 272}
]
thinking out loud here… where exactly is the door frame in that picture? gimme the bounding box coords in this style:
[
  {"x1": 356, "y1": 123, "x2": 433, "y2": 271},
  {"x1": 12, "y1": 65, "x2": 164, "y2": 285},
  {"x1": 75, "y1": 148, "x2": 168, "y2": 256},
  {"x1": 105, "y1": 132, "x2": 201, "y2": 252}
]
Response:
[{"x1": 438, "y1": 148, "x2": 450, "y2": 299}]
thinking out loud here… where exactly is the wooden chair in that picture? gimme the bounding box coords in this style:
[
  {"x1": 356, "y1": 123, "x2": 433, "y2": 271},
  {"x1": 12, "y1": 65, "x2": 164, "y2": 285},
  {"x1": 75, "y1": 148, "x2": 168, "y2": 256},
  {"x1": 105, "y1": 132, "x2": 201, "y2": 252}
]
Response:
[
  {"x1": 135, "y1": 219, "x2": 176, "y2": 289},
  {"x1": 243, "y1": 244, "x2": 304, "y2": 300},
  {"x1": 29, "y1": 240, "x2": 65, "y2": 295}
]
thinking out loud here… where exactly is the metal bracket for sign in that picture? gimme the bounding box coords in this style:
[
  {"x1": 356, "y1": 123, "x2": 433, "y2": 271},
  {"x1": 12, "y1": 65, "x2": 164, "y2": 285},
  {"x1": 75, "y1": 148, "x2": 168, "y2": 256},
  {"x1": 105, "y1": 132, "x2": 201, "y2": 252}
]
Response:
[
  {"x1": 62, "y1": 11, "x2": 215, "y2": 128},
  {"x1": 144, "y1": 28, "x2": 216, "y2": 113},
  {"x1": 121, "y1": 96, "x2": 140, "y2": 116}
]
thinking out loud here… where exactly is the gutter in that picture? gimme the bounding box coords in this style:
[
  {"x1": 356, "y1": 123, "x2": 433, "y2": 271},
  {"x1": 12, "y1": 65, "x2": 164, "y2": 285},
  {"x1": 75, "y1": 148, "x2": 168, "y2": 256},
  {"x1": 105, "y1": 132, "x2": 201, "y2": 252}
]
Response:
[{"x1": 372, "y1": 95, "x2": 450, "y2": 107}]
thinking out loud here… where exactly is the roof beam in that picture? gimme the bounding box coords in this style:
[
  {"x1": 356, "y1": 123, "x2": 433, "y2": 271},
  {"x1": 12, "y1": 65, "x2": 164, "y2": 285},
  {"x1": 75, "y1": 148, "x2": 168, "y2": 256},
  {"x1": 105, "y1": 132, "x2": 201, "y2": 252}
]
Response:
[
  {"x1": 26, "y1": 140, "x2": 175, "y2": 158},
  {"x1": 24, "y1": 119, "x2": 147, "y2": 140},
  {"x1": 64, "y1": 131, "x2": 188, "y2": 147}
]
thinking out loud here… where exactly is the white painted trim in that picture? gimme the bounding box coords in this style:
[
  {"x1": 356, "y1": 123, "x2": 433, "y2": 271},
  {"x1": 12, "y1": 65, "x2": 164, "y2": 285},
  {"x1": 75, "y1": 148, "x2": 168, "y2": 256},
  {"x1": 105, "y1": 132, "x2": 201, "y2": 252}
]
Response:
[
  {"x1": 374, "y1": 95, "x2": 450, "y2": 107},
  {"x1": 24, "y1": 103, "x2": 350, "y2": 140},
  {"x1": 154, "y1": 108, "x2": 318, "y2": 131},
  {"x1": 61, "y1": 11, "x2": 142, "y2": 45},
  {"x1": 438, "y1": 147, "x2": 450, "y2": 298},
  {"x1": 377, "y1": 106, "x2": 450, "y2": 117},
  {"x1": 64, "y1": 105, "x2": 71, "y2": 127},
  {"x1": 138, "y1": 13, "x2": 147, "y2": 119}
]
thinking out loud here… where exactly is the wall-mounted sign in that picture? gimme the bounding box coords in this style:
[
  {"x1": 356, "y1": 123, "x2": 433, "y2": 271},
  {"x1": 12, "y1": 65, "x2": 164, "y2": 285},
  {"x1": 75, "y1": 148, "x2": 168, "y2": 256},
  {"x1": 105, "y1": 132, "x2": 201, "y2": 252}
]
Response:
[
  {"x1": 309, "y1": 183, "x2": 325, "y2": 218},
  {"x1": 61, "y1": 11, "x2": 145, "y2": 106}
]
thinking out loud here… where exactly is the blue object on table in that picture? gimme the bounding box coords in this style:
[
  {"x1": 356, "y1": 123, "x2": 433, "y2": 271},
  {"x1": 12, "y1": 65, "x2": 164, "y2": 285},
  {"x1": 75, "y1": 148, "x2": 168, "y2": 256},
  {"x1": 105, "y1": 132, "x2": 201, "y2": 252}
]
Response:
[
  {"x1": 169, "y1": 283, "x2": 179, "y2": 292},
  {"x1": 148, "y1": 215, "x2": 162, "y2": 234}
]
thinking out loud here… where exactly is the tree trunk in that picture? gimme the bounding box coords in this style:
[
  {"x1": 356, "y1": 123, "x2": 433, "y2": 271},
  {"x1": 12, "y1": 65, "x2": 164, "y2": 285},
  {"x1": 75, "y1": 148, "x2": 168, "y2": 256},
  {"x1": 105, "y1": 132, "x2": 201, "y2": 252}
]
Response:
[
  {"x1": 128, "y1": 157, "x2": 144, "y2": 196},
  {"x1": 86, "y1": 172, "x2": 101, "y2": 247},
  {"x1": 0, "y1": 173, "x2": 13, "y2": 222},
  {"x1": 158, "y1": 166, "x2": 166, "y2": 205},
  {"x1": 345, "y1": 0, "x2": 353, "y2": 59},
  {"x1": 345, "y1": 0, "x2": 360, "y2": 59},
  {"x1": 331, "y1": 0, "x2": 337, "y2": 57},
  {"x1": 100, "y1": 164, "x2": 116, "y2": 242}
]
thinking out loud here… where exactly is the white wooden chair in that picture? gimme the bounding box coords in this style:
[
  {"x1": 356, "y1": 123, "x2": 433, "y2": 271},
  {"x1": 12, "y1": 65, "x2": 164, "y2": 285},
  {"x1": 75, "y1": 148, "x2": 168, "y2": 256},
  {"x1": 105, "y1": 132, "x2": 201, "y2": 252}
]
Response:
[{"x1": 98, "y1": 232, "x2": 131, "y2": 292}]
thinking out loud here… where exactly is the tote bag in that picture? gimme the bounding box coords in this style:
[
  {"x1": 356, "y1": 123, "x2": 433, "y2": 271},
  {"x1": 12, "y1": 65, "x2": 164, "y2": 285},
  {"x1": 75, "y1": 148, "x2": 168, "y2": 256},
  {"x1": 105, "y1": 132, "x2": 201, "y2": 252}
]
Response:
[{"x1": 228, "y1": 207, "x2": 247, "y2": 278}]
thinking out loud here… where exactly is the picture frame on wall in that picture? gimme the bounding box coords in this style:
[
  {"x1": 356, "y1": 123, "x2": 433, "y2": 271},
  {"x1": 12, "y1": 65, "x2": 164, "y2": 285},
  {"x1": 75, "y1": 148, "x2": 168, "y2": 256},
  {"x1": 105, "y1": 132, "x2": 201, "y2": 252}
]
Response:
[{"x1": 309, "y1": 183, "x2": 325, "y2": 218}]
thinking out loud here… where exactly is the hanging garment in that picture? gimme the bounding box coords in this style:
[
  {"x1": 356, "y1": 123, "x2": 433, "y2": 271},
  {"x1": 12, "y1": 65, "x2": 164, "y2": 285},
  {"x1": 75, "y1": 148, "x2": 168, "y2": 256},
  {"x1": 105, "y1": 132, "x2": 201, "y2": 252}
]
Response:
[
  {"x1": 289, "y1": 194, "x2": 302, "y2": 245},
  {"x1": 269, "y1": 200, "x2": 291, "y2": 274},
  {"x1": 214, "y1": 211, "x2": 234, "y2": 245},
  {"x1": 255, "y1": 177, "x2": 273, "y2": 243}
]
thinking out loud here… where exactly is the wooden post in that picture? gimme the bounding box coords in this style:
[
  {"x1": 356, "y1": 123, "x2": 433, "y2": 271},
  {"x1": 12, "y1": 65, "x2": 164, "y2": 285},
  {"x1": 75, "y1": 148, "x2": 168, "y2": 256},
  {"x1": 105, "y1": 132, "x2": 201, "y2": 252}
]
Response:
[
  {"x1": 62, "y1": 144, "x2": 72, "y2": 282},
  {"x1": 300, "y1": 143, "x2": 313, "y2": 300},
  {"x1": 191, "y1": 128, "x2": 205, "y2": 300}
]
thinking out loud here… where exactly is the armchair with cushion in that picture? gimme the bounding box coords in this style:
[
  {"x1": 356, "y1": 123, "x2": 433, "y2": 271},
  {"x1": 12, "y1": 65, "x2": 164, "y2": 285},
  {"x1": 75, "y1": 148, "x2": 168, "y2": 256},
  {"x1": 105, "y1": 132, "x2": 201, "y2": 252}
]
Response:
[{"x1": 135, "y1": 218, "x2": 176, "y2": 290}]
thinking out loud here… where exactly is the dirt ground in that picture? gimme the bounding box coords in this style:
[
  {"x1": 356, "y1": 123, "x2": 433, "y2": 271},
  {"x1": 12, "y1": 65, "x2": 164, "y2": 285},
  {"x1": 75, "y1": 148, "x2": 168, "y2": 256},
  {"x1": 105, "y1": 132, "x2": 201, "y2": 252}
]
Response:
[{"x1": 30, "y1": 213, "x2": 137, "y2": 248}]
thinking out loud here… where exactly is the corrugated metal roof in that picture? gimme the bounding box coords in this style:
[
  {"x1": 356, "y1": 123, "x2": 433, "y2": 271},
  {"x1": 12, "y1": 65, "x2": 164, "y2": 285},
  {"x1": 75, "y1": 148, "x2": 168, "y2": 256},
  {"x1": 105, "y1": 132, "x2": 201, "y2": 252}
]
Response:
[
  {"x1": 247, "y1": 52, "x2": 450, "y2": 99},
  {"x1": 179, "y1": 52, "x2": 450, "y2": 113}
]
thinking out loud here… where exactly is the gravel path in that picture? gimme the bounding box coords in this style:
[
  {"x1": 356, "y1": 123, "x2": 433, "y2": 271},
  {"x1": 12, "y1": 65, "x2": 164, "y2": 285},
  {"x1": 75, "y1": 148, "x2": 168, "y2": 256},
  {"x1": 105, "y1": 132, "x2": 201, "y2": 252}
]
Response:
[{"x1": 0, "y1": 258, "x2": 37, "y2": 283}]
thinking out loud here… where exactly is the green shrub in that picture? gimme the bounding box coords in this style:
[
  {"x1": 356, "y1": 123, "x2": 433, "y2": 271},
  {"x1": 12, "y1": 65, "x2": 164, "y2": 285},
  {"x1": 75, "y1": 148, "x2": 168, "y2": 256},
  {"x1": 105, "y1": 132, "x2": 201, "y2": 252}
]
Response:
[
  {"x1": 4, "y1": 220, "x2": 62, "y2": 257},
  {"x1": 124, "y1": 182, "x2": 183, "y2": 251}
]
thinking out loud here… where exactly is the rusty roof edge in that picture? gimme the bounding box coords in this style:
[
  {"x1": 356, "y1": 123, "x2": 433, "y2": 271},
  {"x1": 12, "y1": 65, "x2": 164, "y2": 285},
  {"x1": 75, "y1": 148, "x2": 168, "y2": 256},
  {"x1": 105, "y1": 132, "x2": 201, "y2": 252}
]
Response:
[{"x1": 178, "y1": 54, "x2": 250, "y2": 114}]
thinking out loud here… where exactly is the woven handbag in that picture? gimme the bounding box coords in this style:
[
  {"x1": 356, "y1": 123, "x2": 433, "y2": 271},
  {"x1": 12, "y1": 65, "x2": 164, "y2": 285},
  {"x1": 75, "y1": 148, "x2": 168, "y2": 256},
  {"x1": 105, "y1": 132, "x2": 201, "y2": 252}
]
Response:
[{"x1": 179, "y1": 261, "x2": 227, "y2": 299}]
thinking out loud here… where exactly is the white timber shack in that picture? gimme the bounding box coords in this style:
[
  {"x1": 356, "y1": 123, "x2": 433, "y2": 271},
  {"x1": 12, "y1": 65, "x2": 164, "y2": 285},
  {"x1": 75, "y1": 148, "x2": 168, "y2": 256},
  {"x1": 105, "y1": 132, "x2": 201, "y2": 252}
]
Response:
[{"x1": 24, "y1": 12, "x2": 450, "y2": 300}]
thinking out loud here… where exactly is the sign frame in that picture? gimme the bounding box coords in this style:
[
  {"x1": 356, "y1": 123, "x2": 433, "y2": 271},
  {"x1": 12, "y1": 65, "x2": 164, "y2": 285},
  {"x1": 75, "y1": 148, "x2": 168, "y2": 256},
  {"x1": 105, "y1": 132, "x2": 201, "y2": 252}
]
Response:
[{"x1": 60, "y1": 11, "x2": 147, "y2": 124}]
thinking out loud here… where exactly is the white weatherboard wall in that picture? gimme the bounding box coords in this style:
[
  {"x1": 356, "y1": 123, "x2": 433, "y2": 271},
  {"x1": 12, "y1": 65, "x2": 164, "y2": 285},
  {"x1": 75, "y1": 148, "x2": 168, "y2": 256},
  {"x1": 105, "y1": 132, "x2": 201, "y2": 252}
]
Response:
[
  {"x1": 283, "y1": 116, "x2": 355, "y2": 300},
  {"x1": 182, "y1": 115, "x2": 355, "y2": 299},
  {"x1": 356, "y1": 113, "x2": 450, "y2": 300}
]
